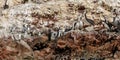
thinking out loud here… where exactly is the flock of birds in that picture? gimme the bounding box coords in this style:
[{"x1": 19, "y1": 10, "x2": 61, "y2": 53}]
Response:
[
  {"x1": 0, "y1": 0, "x2": 119, "y2": 59},
  {"x1": 7, "y1": 9, "x2": 120, "y2": 42},
  {"x1": 1, "y1": 1, "x2": 119, "y2": 41}
]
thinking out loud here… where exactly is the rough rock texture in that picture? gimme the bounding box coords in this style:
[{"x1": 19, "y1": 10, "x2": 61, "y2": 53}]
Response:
[{"x1": 0, "y1": 0, "x2": 120, "y2": 60}]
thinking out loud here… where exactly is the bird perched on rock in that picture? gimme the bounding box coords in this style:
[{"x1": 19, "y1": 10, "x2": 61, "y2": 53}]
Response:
[
  {"x1": 72, "y1": 14, "x2": 84, "y2": 30},
  {"x1": 77, "y1": 14, "x2": 84, "y2": 29},
  {"x1": 74, "y1": 20, "x2": 83, "y2": 30},
  {"x1": 64, "y1": 26, "x2": 72, "y2": 32},
  {"x1": 112, "y1": 15, "x2": 120, "y2": 32},
  {"x1": 84, "y1": 10, "x2": 95, "y2": 25},
  {"x1": 102, "y1": 15, "x2": 113, "y2": 31}
]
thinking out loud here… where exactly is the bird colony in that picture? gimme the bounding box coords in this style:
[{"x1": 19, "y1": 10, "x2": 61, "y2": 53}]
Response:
[{"x1": 0, "y1": 0, "x2": 120, "y2": 60}]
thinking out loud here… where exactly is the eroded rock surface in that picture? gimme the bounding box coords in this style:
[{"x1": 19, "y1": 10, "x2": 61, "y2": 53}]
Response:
[{"x1": 0, "y1": 0, "x2": 120, "y2": 60}]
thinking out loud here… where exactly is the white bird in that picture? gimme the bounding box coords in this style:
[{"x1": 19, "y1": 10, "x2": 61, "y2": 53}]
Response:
[
  {"x1": 72, "y1": 14, "x2": 84, "y2": 30},
  {"x1": 102, "y1": 21, "x2": 110, "y2": 30},
  {"x1": 113, "y1": 16, "x2": 120, "y2": 29},
  {"x1": 112, "y1": 16, "x2": 120, "y2": 32},
  {"x1": 51, "y1": 31, "x2": 57, "y2": 40},
  {"x1": 76, "y1": 14, "x2": 84, "y2": 29}
]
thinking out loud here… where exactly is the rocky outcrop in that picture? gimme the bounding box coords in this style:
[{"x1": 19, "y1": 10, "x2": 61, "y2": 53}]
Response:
[{"x1": 0, "y1": 0, "x2": 120, "y2": 60}]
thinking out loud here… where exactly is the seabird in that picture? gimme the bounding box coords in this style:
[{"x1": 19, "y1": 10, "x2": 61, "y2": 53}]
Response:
[{"x1": 84, "y1": 10, "x2": 95, "y2": 25}]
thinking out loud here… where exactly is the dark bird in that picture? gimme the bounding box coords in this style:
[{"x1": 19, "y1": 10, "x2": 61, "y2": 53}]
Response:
[
  {"x1": 3, "y1": 0, "x2": 9, "y2": 9},
  {"x1": 64, "y1": 26, "x2": 72, "y2": 32},
  {"x1": 102, "y1": 15, "x2": 113, "y2": 31},
  {"x1": 55, "y1": 27, "x2": 60, "y2": 39},
  {"x1": 73, "y1": 21, "x2": 77, "y2": 30},
  {"x1": 48, "y1": 29, "x2": 52, "y2": 41},
  {"x1": 84, "y1": 10, "x2": 95, "y2": 25}
]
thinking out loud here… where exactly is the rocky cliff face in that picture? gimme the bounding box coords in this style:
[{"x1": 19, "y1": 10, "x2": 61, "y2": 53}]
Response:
[{"x1": 0, "y1": 0, "x2": 120, "y2": 60}]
